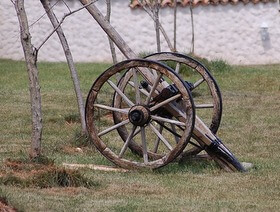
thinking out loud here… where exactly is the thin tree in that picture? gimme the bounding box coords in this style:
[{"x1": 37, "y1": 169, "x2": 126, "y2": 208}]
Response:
[
  {"x1": 12, "y1": 0, "x2": 96, "y2": 159},
  {"x1": 173, "y1": 0, "x2": 177, "y2": 52},
  {"x1": 154, "y1": 0, "x2": 161, "y2": 52},
  {"x1": 139, "y1": 0, "x2": 174, "y2": 52},
  {"x1": 190, "y1": 0, "x2": 195, "y2": 54},
  {"x1": 40, "y1": 0, "x2": 88, "y2": 135},
  {"x1": 105, "y1": 0, "x2": 117, "y2": 64},
  {"x1": 12, "y1": 0, "x2": 43, "y2": 159}
]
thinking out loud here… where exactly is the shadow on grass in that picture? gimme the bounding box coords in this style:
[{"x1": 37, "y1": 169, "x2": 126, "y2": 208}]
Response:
[{"x1": 154, "y1": 159, "x2": 219, "y2": 175}]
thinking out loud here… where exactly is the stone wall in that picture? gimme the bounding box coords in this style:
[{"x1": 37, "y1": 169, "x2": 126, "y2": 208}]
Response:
[{"x1": 0, "y1": 0, "x2": 279, "y2": 64}]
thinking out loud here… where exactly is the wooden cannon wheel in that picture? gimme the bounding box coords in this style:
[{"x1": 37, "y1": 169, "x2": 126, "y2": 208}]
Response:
[
  {"x1": 85, "y1": 59, "x2": 195, "y2": 169},
  {"x1": 145, "y1": 52, "x2": 222, "y2": 134},
  {"x1": 144, "y1": 52, "x2": 222, "y2": 159}
]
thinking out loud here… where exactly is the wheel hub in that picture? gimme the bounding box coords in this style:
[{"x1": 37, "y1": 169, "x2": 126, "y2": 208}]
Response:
[{"x1": 128, "y1": 105, "x2": 151, "y2": 126}]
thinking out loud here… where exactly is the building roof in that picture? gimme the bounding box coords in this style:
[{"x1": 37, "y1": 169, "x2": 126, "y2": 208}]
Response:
[{"x1": 129, "y1": 0, "x2": 273, "y2": 8}]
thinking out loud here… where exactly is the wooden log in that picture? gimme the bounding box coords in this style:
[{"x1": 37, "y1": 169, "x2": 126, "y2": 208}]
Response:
[{"x1": 62, "y1": 163, "x2": 129, "y2": 172}]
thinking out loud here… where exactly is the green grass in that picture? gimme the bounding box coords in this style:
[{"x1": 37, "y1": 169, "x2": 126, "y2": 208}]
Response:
[{"x1": 0, "y1": 59, "x2": 280, "y2": 211}]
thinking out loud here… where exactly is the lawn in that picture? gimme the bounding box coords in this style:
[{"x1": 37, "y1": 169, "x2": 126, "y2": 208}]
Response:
[{"x1": 0, "y1": 58, "x2": 279, "y2": 211}]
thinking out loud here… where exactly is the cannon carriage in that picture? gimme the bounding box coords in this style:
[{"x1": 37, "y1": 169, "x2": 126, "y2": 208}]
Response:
[{"x1": 82, "y1": 1, "x2": 245, "y2": 172}]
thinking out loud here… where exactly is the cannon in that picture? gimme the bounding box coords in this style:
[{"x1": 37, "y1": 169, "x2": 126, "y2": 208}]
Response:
[
  {"x1": 81, "y1": 1, "x2": 245, "y2": 172},
  {"x1": 85, "y1": 53, "x2": 245, "y2": 171}
]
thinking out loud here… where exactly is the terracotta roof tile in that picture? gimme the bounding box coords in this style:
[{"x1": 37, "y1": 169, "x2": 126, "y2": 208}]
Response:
[
  {"x1": 129, "y1": 0, "x2": 274, "y2": 8},
  {"x1": 162, "y1": 0, "x2": 174, "y2": 7}
]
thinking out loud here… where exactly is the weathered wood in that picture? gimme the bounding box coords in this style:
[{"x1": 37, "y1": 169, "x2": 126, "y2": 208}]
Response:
[
  {"x1": 146, "y1": 52, "x2": 222, "y2": 133},
  {"x1": 150, "y1": 94, "x2": 182, "y2": 112},
  {"x1": 107, "y1": 80, "x2": 134, "y2": 107},
  {"x1": 140, "y1": 127, "x2": 148, "y2": 164},
  {"x1": 153, "y1": 125, "x2": 163, "y2": 153},
  {"x1": 80, "y1": 4, "x2": 244, "y2": 171},
  {"x1": 98, "y1": 119, "x2": 129, "y2": 137},
  {"x1": 195, "y1": 104, "x2": 214, "y2": 109},
  {"x1": 193, "y1": 78, "x2": 205, "y2": 89},
  {"x1": 149, "y1": 123, "x2": 173, "y2": 151},
  {"x1": 151, "y1": 115, "x2": 186, "y2": 127},
  {"x1": 93, "y1": 104, "x2": 129, "y2": 114},
  {"x1": 128, "y1": 81, "x2": 150, "y2": 96},
  {"x1": 142, "y1": 53, "x2": 245, "y2": 171},
  {"x1": 86, "y1": 59, "x2": 195, "y2": 169},
  {"x1": 145, "y1": 52, "x2": 223, "y2": 134},
  {"x1": 145, "y1": 73, "x2": 163, "y2": 104},
  {"x1": 62, "y1": 163, "x2": 129, "y2": 172},
  {"x1": 119, "y1": 125, "x2": 137, "y2": 158}
]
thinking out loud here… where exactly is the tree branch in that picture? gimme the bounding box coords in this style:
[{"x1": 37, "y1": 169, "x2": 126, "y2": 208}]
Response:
[
  {"x1": 29, "y1": 0, "x2": 60, "y2": 30},
  {"x1": 37, "y1": 0, "x2": 98, "y2": 51},
  {"x1": 62, "y1": 0, "x2": 71, "y2": 13},
  {"x1": 138, "y1": 0, "x2": 174, "y2": 52}
]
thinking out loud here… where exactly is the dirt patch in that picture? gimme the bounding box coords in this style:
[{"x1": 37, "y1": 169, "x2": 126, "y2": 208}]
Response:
[
  {"x1": 0, "y1": 159, "x2": 98, "y2": 189},
  {"x1": 3, "y1": 158, "x2": 55, "y2": 180},
  {"x1": 0, "y1": 197, "x2": 17, "y2": 212}
]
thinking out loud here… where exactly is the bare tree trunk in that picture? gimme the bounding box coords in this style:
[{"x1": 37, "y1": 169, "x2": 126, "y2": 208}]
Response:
[
  {"x1": 40, "y1": 0, "x2": 88, "y2": 135},
  {"x1": 154, "y1": 1, "x2": 161, "y2": 53},
  {"x1": 105, "y1": 0, "x2": 117, "y2": 64},
  {"x1": 173, "y1": 0, "x2": 177, "y2": 52},
  {"x1": 190, "y1": 0, "x2": 195, "y2": 54},
  {"x1": 13, "y1": 0, "x2": 42, "y2": 159}
]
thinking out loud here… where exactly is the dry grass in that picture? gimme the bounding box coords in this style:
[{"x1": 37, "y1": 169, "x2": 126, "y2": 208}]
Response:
[
  {"x1": 0, "y1": 158, "x2": 99, "y2": 189},
  {"x1": 0, "y1": 59, "x2": 280, "y2": 211}
]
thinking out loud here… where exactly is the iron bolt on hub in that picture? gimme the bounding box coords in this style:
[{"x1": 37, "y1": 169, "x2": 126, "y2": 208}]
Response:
[{"x1": 128, "y1": 105, "x2": 151, "y2": 126}]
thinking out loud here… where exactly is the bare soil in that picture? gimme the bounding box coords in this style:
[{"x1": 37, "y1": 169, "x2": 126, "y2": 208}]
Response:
[{"x1": 0, "y1": 197, "x2": 17, "y2": 212}]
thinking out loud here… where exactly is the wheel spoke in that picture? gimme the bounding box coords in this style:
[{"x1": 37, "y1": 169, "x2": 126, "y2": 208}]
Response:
[
  {"x1": 170, "y1": 124, "x2": 180, "y2": 143},
  {"x1": 155, "y1": 120, "x2": 184, "y2": 137},
  {"x1": 94, "y1": 104, "x2": 129, "y2": 114},
  {"x1": 145, "y1": 73, "x2": 163, "y2": 105},
  {"x1": 149, "y1": 123, "x2": 173, "y2": 151},
  {"x1": 195, "y1": 104, "x2": 214, "y2": 109},
  {"x1": 128, "y1": 81, "x2": 149, "y2": 97},
  {"x1": 133, "y1": 127, "x2": 141, "y2": 137},
  {"x1": 98, "y1": 119, "x2": 129, "y2": 137},
  {"x1": 151, "y1": 115, "x2": 186, "y2": 127},
  {"x1": 175, "y1": 62, "x2": 180, "y2": 74},
  {"x1": 150, "y1": 93, "x2": 181, "y2": 111},
  {"x1": 132, "y1": 69, "x2": 141, "y2": 104},
  {"x1": 119, "y1": 125, "x2": 137, "y2": 158},
  {"x1": 192, "y1": 78, "x2": 205, "y2": 90},
  {"x1": 169, "y1": 103, "x2": 187, "y2": 119},
  {"x1": 150, "y1": 68, "x2": 158, "y2": 79},
  {"x1": 107, "y1": 80, "x2": 134, "y2": 107},
  {"x1": 140, "y1": 127, "x2": 148, "y2": 164},
  {"x1": 153, "y1": 125, "x2": 163, "y2": 153}
]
